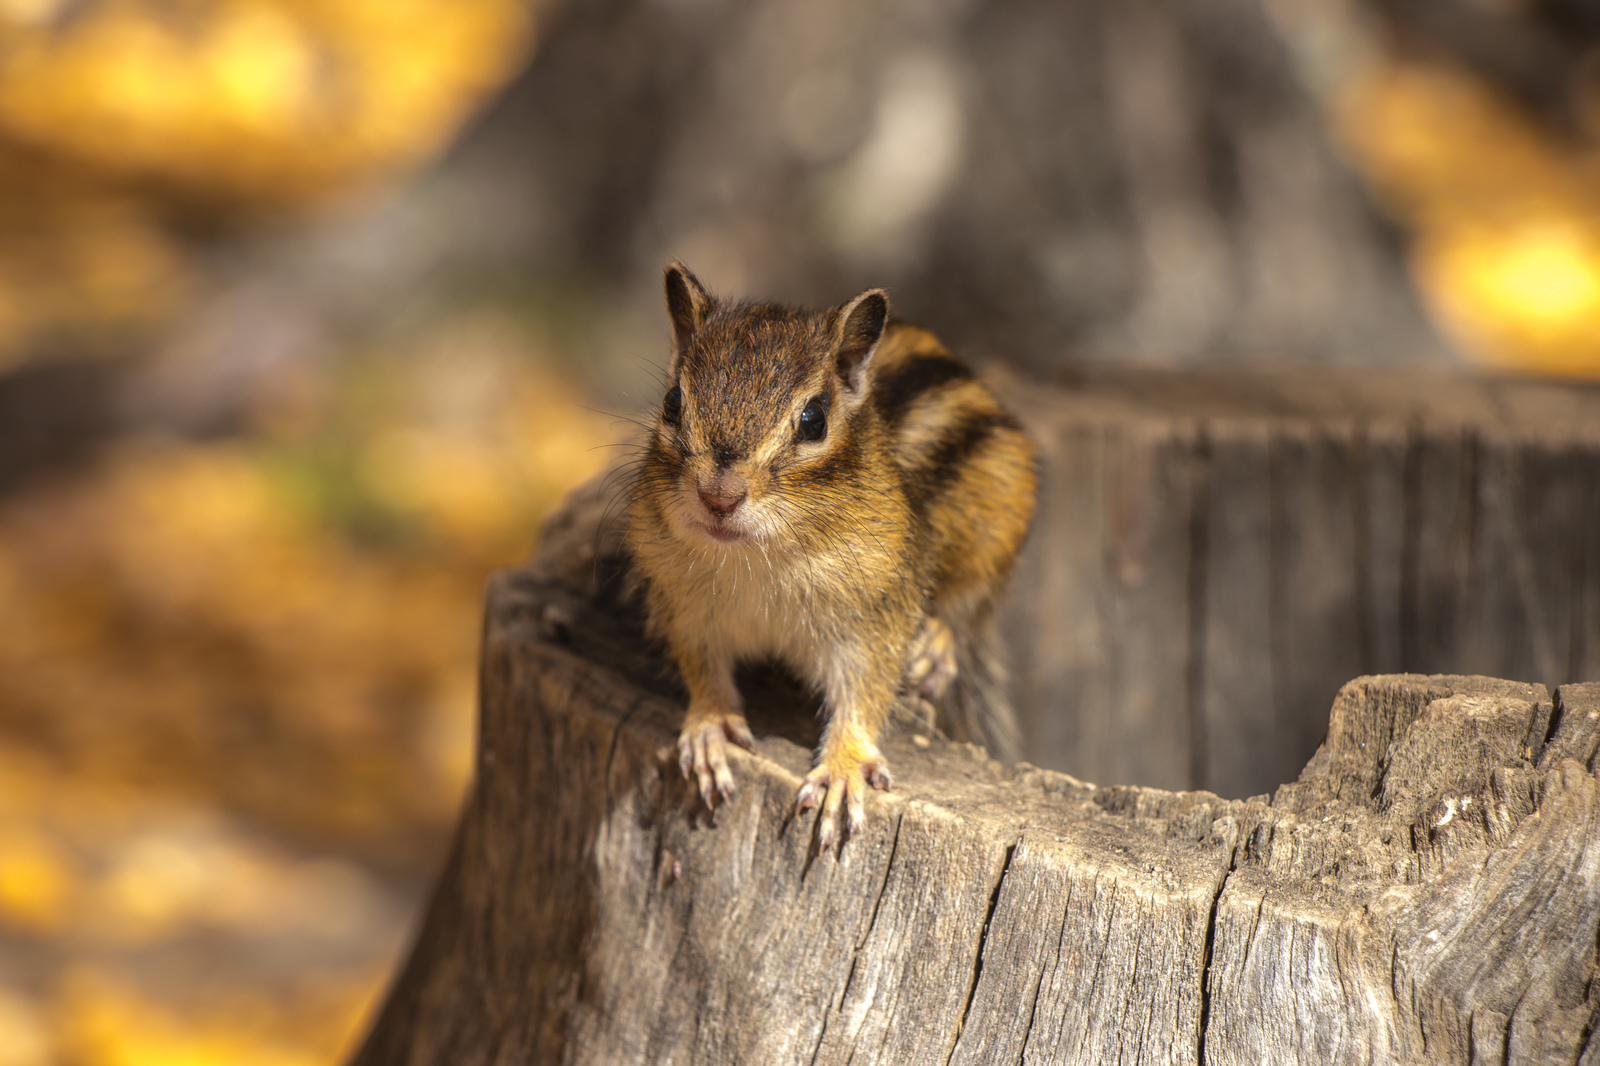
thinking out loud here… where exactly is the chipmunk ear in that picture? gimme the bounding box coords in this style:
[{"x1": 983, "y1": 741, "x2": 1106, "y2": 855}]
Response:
[
  {"x1": 834, "y1": 289, "x2": 888, "y2": 396},
  {"x1": 664, "y1": 261, "x2": 712, "y2": 376}
]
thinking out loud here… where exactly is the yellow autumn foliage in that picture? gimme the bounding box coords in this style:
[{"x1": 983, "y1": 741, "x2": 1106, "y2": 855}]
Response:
[
  {"x1": 0, "y1": 327, "x2": 615, "y2": 1065},
  {"x1": 0, "y1": 0, "x2": 536, "y2": 202},
  {"x1": 1340, "y1": 65, "x2": 1600, "y2": 377}
]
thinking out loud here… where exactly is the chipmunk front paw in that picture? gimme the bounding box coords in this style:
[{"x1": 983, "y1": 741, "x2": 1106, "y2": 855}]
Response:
[
  {"x1": 795, "y1": 748, "x2": 892, "y2": 849},
  {"x1": 678, "y1": 711, "x2": 755, "y2": 808}
]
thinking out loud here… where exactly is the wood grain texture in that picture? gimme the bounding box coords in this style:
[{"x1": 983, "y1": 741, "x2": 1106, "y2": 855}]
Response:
[
  {"x1": 1194, "y1": 420, "x2": 1273, "y2": 797},
  {"x1": 998, "y1": 366, "x2": 1600, "y2": 797},
  {"x1": 351, "y1": 478, "x2": 1600, "y2": 1066}
]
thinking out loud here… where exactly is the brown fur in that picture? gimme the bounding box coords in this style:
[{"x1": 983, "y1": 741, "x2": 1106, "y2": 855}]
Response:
[{"x1": 627, "y1": 263, "x2": 1038, "y2": 847}]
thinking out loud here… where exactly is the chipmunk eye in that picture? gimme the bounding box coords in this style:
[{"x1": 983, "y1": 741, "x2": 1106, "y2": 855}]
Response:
[
  {"x1": 797, "y1": 396, "x2": 828, "y2": 442},
  {"x1": 662, "y1": 385, "x2": 683, "y2": 425}
]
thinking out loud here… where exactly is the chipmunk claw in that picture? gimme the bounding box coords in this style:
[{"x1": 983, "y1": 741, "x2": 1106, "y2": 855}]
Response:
[
  {"x1": 678, "y1": 712, "x2": 754, "y2": 809},
  {"x1": 798, "y1": 751, "x2": 892, "y2": 849}
]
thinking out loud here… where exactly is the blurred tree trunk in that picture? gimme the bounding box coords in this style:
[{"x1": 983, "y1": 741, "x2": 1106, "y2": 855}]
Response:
[
  {"x1": 109, "y1": 0, "x2": 1473, "y2": 443},
  {"x1": 41, "y1": 0, "x2": 1600, "y2": 466},
  {"x1": 429, "y1": 0, "x2": 1451, "y2": 377}
]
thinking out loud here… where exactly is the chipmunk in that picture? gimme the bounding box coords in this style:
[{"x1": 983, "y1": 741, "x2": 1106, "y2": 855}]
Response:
[{"x1": 627, "y1": 263, "x2": 1038, "y2": 847}]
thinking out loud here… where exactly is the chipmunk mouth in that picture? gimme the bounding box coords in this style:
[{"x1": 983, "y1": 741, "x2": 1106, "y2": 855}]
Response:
[{"x1": 703, "y1": 520, "x2": 743, "y2": 543}]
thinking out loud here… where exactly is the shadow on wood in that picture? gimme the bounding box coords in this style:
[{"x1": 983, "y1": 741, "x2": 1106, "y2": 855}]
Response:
[{"x1": 351, "y1": 477, "x2": 1600, "y2": 1065}]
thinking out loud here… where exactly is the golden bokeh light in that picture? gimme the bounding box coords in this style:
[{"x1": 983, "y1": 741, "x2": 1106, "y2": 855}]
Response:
[
  {"x1": 1421, "y1": 219, "x2": 1600, "y2": 376},
  {"x1": 0, "y1": 825, "x2": 76, "y2": 933},
  {"x1": 0, "y1": 0, "x2": 539, "y2": 369},
  {"x1": 1340, "y1": 64, "x2": 1600, "y2": 377},
  {"x1": 0, "y1": 0, "x2": 535, "y2": 202},
  {"x1": 57, "y1": 967, "x2": 373, "y2": 1066}
]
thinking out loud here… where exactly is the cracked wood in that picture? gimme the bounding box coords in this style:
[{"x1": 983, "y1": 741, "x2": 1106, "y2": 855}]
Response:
[{"x1": 351, "y1": 478, "x2": 1600, "y2": 1066}]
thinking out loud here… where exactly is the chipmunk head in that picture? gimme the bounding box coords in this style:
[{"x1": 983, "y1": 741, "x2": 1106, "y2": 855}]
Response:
[{"x1": 642, "y1": 261, "x2": 889, "y2": 547}]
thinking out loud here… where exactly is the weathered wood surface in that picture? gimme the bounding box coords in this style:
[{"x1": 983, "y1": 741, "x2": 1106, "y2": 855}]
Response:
[
  {"x1": 352, "y1": 478, "x2": 1600, "y2": 1066},
  {"x1": 999, "y1": 366, "x2": 1600, "y2": 798}
]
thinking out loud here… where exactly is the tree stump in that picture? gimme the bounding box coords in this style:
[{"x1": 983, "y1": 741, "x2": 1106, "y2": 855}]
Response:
[
  {"x1": 351, "y1": 475, "x2": 1600, "y2": 1066},
  {"x1": 996, "y1": 365, "x2": 1600, "y2": 799}
]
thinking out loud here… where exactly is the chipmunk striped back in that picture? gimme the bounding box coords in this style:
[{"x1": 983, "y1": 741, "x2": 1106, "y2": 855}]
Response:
[{"x1": 866, "y1": 323, "x2": 1039, "y2": 756}]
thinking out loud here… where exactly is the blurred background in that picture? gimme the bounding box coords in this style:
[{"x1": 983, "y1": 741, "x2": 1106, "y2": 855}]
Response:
[{"x1": 1, "y1": 0, "x2": 1599, "y2": 1062}]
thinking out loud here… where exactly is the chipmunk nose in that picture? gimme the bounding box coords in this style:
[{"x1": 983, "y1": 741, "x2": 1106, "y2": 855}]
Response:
[
  {"x1": 697, "y1": 486, "x2": 745, "y2": 515},
  {"x1": 697, "y1": 486, "x2": 746, "y2": 518}
]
